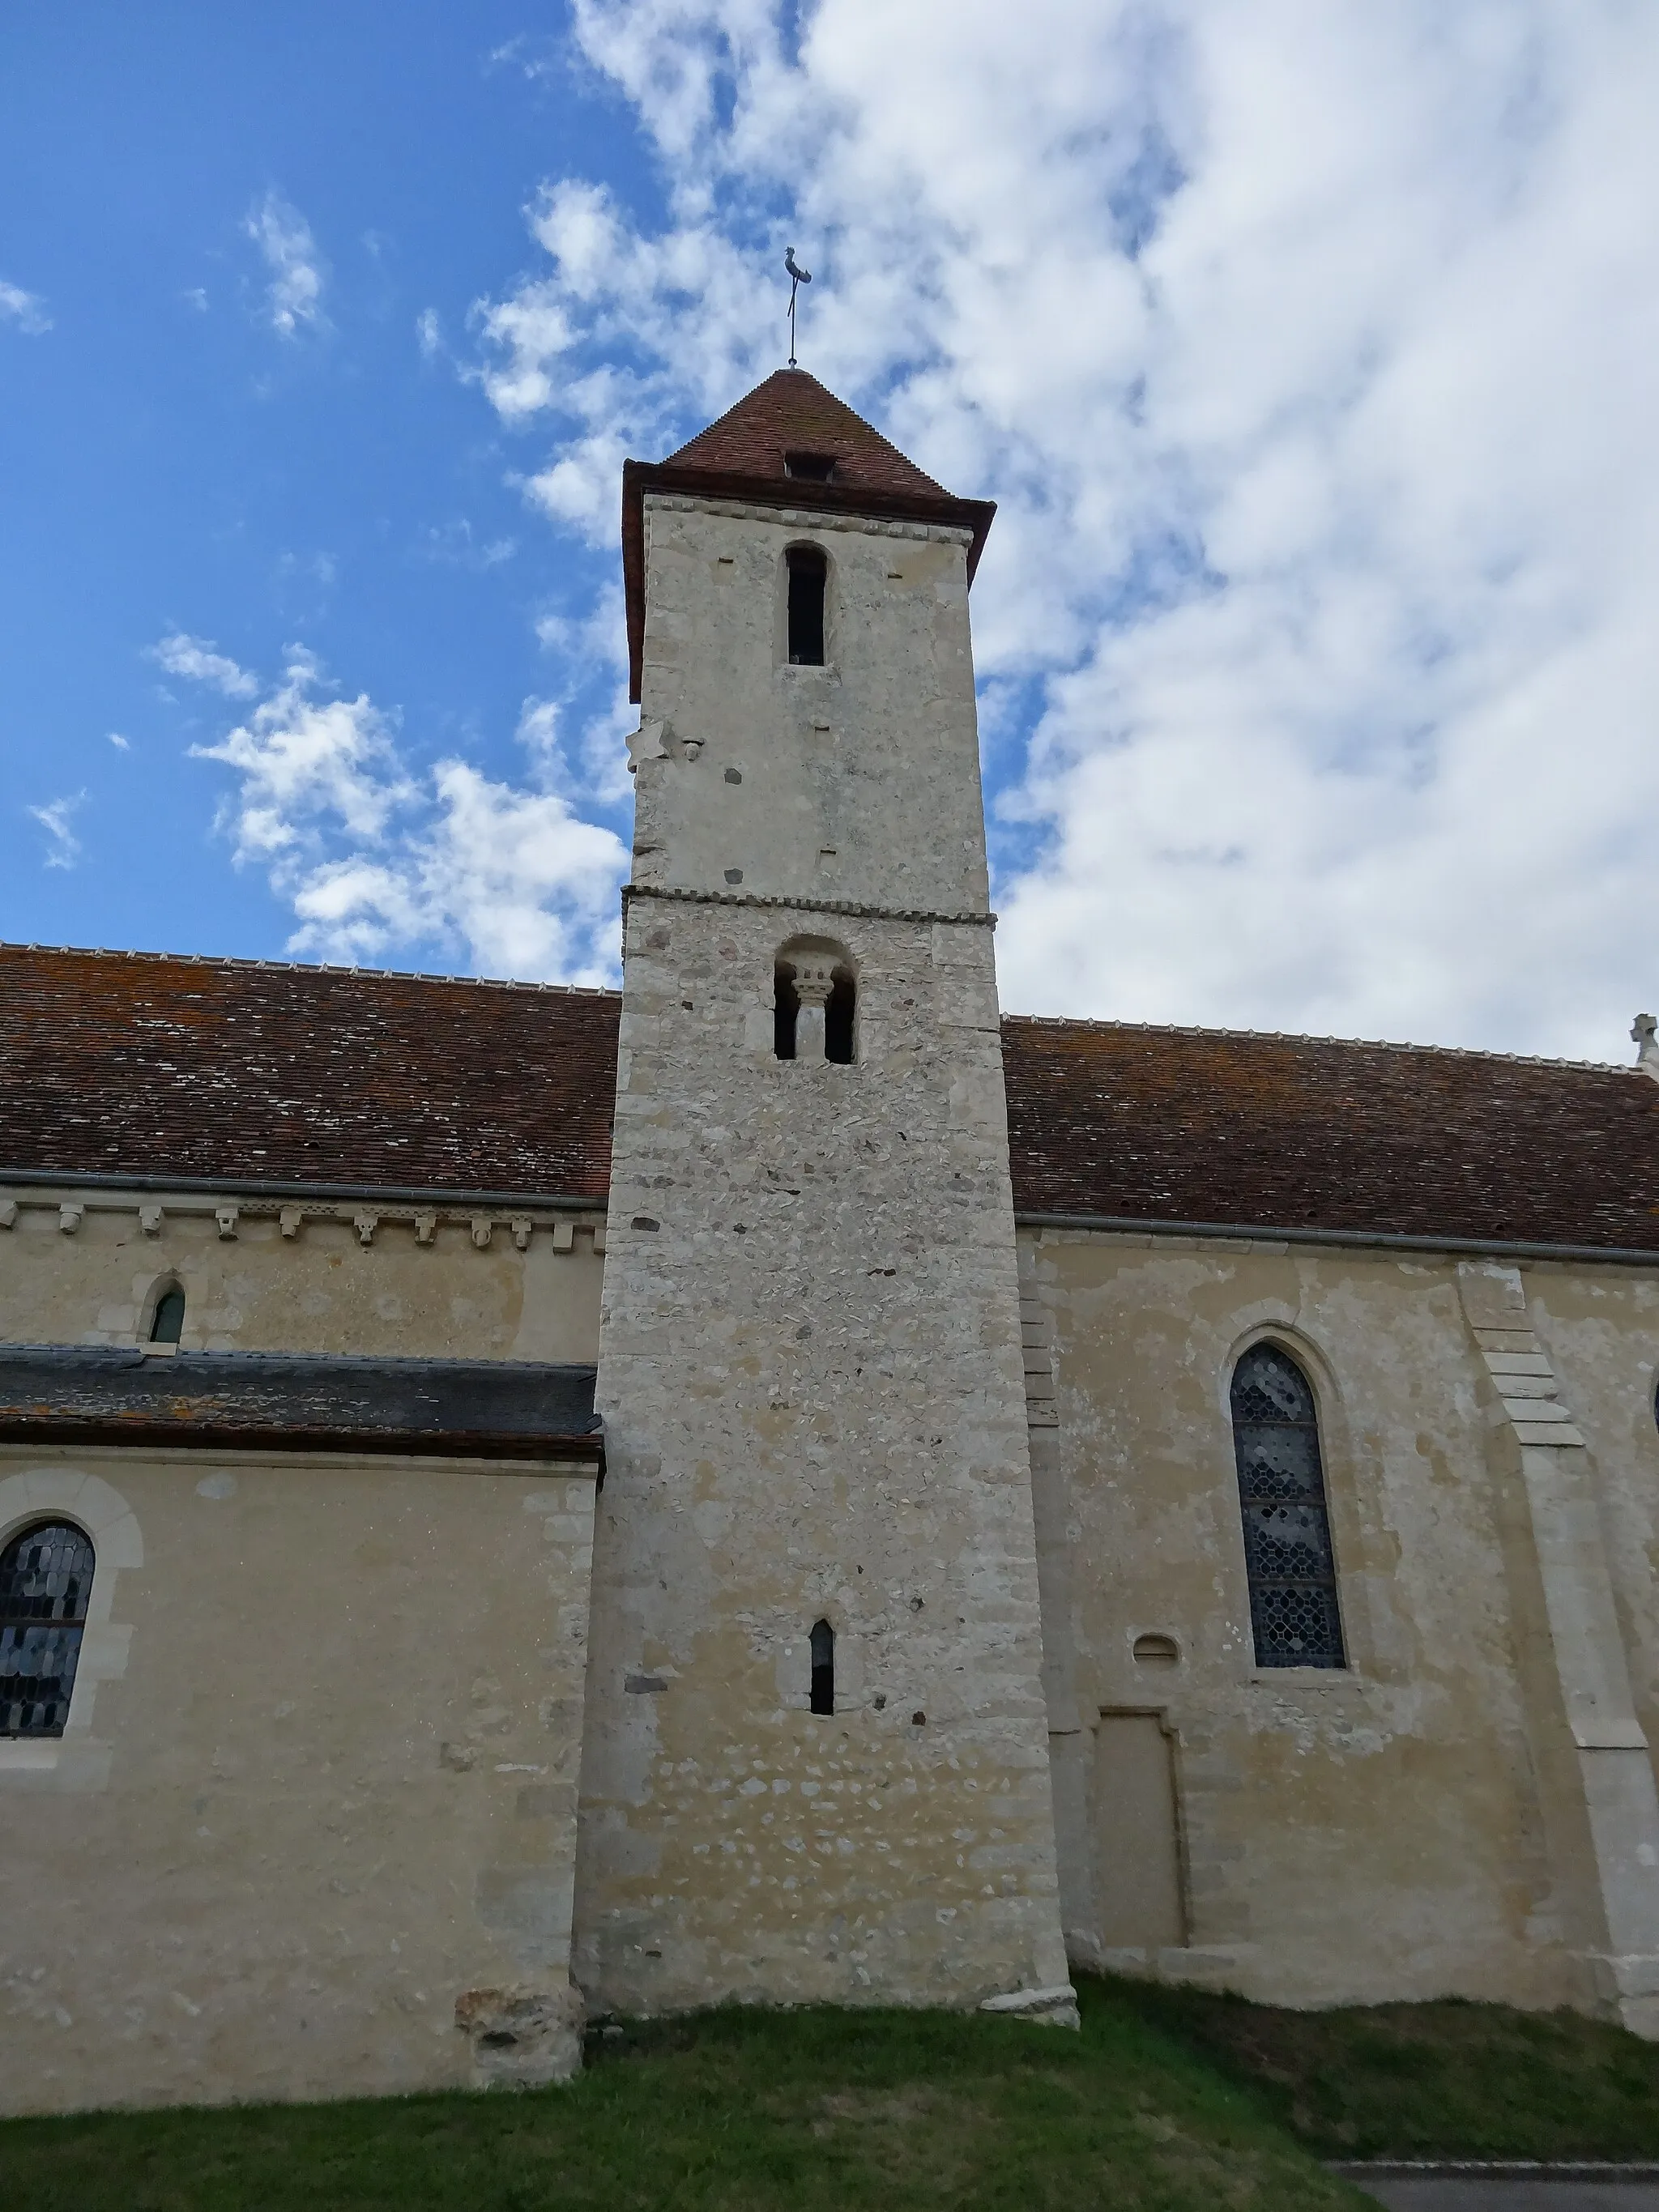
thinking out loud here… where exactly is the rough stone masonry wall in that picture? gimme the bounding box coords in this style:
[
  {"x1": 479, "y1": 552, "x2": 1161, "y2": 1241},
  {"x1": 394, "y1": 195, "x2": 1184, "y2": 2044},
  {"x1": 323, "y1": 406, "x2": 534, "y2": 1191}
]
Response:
[
  {"x1": 576, "y1": 897, "x2": 1069, "y2": 2014},
  {"x1": 1021, "y1": 1225, "x2": 1659, "y2": 2026},
  {"x1": 0, "y1": 1442, "x2": 597, "y2": 2113}
]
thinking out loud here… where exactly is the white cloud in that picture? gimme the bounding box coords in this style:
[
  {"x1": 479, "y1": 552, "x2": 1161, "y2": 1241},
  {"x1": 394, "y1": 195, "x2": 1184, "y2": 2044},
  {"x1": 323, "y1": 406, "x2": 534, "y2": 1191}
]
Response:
[
  {"x1": 188, "y1": 649, "x2": 627, "y2": 982},
  {"x1": 0, "y1": 280, "x2": 50, "y2": 335},
  {"x1": 108, "y1": 732, "x2": 130, "y2": 751},
  {"x1": 462, "y1": 0, "x2": 1659, "y2": 1059},
  {"x1": 416, "y1": 306, "x2": 441, "y2": 358},
  {"x1": 28, "y1": 793, "x2": 84, "y2": 869},
  {"x1": 151, "y1": 632, "x2": 259, "y2": 698},
  {"x1": 244, "y1": 190, "x2": 326, "y2": 338}
]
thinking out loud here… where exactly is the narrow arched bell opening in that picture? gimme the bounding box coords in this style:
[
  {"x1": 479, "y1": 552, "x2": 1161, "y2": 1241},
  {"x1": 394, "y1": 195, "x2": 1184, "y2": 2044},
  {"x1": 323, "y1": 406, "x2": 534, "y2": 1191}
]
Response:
[
  {"x1": 809, "y1": 1618, "x2": 834, "y2": 1715},
  {"x1": 786, "y1": 544, "x2": 827, "y2": 665}
]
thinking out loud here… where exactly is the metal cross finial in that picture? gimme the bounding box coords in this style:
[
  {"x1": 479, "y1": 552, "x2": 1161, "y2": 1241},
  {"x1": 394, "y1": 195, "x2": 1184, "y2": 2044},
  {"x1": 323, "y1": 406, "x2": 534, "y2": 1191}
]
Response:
[{"x1": 784, "y1": 246, "x2": 812, "y2": 367}]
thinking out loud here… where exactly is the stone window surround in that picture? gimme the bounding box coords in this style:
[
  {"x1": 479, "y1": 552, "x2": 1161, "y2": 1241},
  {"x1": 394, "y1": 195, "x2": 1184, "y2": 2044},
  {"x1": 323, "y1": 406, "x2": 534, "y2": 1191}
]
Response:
[
  {"x1": 1214, "y1": 1317, "x2": 1377, "y2": 1682},
  {"x1": 0, "y1": 1463, "x2": 143, "y2": 1788}
]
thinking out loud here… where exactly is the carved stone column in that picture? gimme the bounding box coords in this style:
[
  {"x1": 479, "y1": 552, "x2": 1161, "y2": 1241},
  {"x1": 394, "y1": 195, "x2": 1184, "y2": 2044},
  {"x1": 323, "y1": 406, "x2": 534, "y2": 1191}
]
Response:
[{"x1": 791, "y1": 954, "x2": 837, "y2": 1061}]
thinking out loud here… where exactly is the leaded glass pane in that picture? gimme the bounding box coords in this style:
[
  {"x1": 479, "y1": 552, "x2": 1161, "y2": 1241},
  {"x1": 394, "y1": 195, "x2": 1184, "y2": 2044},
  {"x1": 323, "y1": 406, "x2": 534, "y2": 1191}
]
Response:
[
  {"x1": 0, "y1": 1521, "x2": 96, "y2": 1737},
  {"x1": 1230, "y1": 1345, "x2": 1345, "y2": 1669}
]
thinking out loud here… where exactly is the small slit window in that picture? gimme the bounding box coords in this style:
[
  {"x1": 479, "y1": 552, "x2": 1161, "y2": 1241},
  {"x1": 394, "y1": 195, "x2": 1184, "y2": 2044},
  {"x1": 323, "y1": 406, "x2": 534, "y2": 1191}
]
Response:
[
  {"x1": 151, "y1": 1285, "x2": 186, "y2": 1345},
  {"x1": 0, "y1": 1521, "x2": 96, "y2": 1737},
  {"x1": 810, "y1": 1618, "x2": 835, "y2": 1715},
  {"x1": 1230, "y1": 1344, "x2": 1346, "y2": 1669},
  {"x1": 787, "y1": 544, "x2": 827, "y2": 665}
]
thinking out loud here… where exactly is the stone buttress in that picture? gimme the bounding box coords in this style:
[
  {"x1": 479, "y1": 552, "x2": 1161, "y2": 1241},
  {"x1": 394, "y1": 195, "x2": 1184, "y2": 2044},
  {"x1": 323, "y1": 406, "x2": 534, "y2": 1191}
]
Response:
[{"x1": 573, "y1": 373, "x2": 1072, "y2": 2014}]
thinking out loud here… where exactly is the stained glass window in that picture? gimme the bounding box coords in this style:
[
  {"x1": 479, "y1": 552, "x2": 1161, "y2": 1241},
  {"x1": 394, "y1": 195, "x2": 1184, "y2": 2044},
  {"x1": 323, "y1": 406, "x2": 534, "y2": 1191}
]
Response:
[
  {"x1": 1230, "y1": 1345, "x2": 1346, "y2": 1669},
  {"x1": 0, "y1": 1521, "x2": 96, "y2": 1737}
]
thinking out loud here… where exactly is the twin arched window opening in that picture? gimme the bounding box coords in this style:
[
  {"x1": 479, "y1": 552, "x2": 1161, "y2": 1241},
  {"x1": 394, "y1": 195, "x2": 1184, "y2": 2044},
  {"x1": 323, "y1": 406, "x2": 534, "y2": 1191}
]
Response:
[
  {"x1": 1230, "y1": 1342, "x2": 1346, "y2": 1670},
  {"x1": 0, "y1": 1520, "x2": 96, "y2": 1737},
  {"x1": 775, "y1": 939, "x2": 855, "y2": 1063}
]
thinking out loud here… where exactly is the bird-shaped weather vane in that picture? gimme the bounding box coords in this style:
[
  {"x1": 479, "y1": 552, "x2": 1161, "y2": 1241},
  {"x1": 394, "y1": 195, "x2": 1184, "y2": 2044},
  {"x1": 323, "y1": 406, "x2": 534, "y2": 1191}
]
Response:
[{"x1": 784, "y1": 245, "x2": 811, "y2": 367}]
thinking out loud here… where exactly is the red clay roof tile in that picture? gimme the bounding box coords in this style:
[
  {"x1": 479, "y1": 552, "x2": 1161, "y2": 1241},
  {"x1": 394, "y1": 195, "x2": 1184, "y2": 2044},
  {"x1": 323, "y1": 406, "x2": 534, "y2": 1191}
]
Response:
[
  {"x1": 4, "y1": 947, "x2": 1655, "y2": 1255},
  {"x1": 0, "y1": 944, "x2": 616, "y2": 1200},
  {"x1": 1003, "y1": 1015, "x2": 1659, "y2": 1251},
  {"x1": 664, "y1": 369, "x2": 950, "y2": 500}
]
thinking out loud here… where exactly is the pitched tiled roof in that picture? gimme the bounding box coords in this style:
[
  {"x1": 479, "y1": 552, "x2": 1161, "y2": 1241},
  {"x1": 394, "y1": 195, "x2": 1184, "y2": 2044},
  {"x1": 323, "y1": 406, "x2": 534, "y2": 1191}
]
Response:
[
  {"x1": 1003, "y1": 1016, "x2": 1659, "y2": 1253},
  {"x1": 665, "y1": 369, "x2": 950, "y2": 501},
  {"x1": 0, "y1": 945, "x2": 618, "y2": 1200},
  {"x1": 5, "y1": 947, "x2": 1656, "y2": 1255},
  {"x1": 621, "y1": 370, "x2": 995, "y2": 700},
  {"x1": 0, "y1": 1346, "x2": 601, "y2": 1461}
]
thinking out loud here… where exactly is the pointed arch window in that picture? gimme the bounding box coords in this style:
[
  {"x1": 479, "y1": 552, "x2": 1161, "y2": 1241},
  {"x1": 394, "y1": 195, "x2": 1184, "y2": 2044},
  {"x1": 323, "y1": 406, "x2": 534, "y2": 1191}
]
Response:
[
  {"x1": 0, "y1": 1521, "x2": 96, "y2": 1737},
  {"x1": 151, "y1": 1285, "x2": 186, "y2": 1345},
  {"x1": 1230, "y1": 1345, "x2": 1345, "y2": 1669}
]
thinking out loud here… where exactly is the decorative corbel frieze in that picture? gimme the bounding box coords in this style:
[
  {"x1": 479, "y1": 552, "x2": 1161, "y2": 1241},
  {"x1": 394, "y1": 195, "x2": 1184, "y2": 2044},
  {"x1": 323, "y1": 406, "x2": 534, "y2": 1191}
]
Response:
[
  {"x1": 139, "y1": 1203, "x2": 164, "y2": 1236},
  {"x1": 414, "y1": 1210, "x2": 437, "y2": 1247},
  {"x1": 279, "y1": 1206, "x2": 304, "y2": 1239},
  {"x1": 551, "y1": 1219, "x2": 575, "y2": 1252},
  {"x1": 511, "y1": 1217, "x2": 533, "y2": 1251},
  {"x1": 471, "y1": 1217, "x2": 493, "y2": 1250},
  {"x1": 58, "y1": 1203, "x2": 84, "y2": 1236},
  {"x1": 214, "y1": 1204, "x2": 239, "y2": 1241},
  {"x1": 353, "y1": 1211, "x2": 379, "y2": 1248},
  {"x1": 0, "y1": 1200, "x2": 17, "y2": 1230}
]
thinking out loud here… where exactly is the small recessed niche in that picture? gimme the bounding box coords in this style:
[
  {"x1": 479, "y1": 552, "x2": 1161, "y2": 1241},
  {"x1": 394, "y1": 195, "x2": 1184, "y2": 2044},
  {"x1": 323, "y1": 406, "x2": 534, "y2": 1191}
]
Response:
[{"x1": 1132, "y1": 1631, "x2": 1181, "y2": 1669}]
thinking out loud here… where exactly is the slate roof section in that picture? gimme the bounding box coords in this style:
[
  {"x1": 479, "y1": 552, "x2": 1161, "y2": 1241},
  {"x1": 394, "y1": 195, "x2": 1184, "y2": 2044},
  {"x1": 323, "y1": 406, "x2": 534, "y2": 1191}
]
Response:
[
  {"x1": 0, "y1": 944, "x2": 618, "y2": 1200},
  {"x1": 622, "y1": 369, "x2": 996, "y2": 700},
  {"x1": 5, "y1": 944, "x2": 1657, "y2": 1257},
  {"x1": 0, "y1": 1346, "x2": 602, "y2": 1461},
  {"x1": 1003, "y1": 1016, "x2": 1659, "y2": 1254}
]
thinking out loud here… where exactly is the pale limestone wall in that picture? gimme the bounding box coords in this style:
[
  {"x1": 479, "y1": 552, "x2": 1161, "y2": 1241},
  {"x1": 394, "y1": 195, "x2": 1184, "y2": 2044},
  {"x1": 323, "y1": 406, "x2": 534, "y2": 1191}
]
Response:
[
  {"x1": 628, "y1": 495, "x2": 987, "y2": 915},
  {"x1": 0, "y1": 1189, "x2": 605, "y2": 1363},
  {"x1": 578, "y1": 900, "x2": 1068, "y2": 2013},
  {"x1": 576, "y1": 488, "x2": 1068, "y2": 2014},
  {"x1": 0, "y1": 1443, "x2": 597, "y2": 2113},
  {"x1": 1022, "y1": 1225, "x2": 1659, "y2": 2027}
]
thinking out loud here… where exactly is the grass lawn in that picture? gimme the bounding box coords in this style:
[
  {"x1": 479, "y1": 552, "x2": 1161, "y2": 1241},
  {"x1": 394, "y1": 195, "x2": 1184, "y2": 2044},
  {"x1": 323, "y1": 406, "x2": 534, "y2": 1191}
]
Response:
[
  {"x1": 0, "y1": 1980, "x2": 1366, "y2": 2212},
  {"x1": 1109, "y1": 1974, "x2": 1659, "y2": 2163},
  {"x1": 8, "y1": 1975, "x2": 1659, "y2": 2210}
]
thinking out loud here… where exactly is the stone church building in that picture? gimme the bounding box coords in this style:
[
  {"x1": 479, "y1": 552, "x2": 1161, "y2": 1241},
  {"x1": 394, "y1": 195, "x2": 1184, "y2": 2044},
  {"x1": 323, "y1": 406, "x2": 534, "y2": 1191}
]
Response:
[{"x1": 6, "y1": 371, "x2": 1659, "y2": 2113}]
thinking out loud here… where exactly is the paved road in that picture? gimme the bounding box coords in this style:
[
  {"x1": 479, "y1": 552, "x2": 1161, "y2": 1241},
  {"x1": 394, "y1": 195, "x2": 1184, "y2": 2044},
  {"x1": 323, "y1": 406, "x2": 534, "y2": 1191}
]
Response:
[{"x1": 1354, "y1": 2180, "x2": 1659, "y2": 2210}]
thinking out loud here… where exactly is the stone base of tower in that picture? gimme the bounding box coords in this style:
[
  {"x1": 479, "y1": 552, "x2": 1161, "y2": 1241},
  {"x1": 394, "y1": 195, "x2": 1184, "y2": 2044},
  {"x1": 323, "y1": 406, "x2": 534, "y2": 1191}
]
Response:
[{"x1": 572, "y1": 894, "x2": 1070, "y2": 2017}]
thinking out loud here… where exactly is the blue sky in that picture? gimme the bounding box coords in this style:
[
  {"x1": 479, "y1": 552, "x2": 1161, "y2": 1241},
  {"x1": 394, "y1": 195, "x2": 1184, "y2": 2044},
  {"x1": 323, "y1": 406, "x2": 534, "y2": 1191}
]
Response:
[
  {"x1": 2, "y1": 6, "x2": 644, "y2": 967},
  {"x1": 5, "y1": 4, "x2": 1657, "y2": 1058}
]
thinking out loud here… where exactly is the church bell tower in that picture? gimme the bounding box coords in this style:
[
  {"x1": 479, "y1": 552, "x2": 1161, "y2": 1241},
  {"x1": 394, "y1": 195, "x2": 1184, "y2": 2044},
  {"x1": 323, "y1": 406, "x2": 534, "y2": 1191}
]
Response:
[{"x1": 575, "y1": 370, "x2": 1071, "y2": 2016}]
